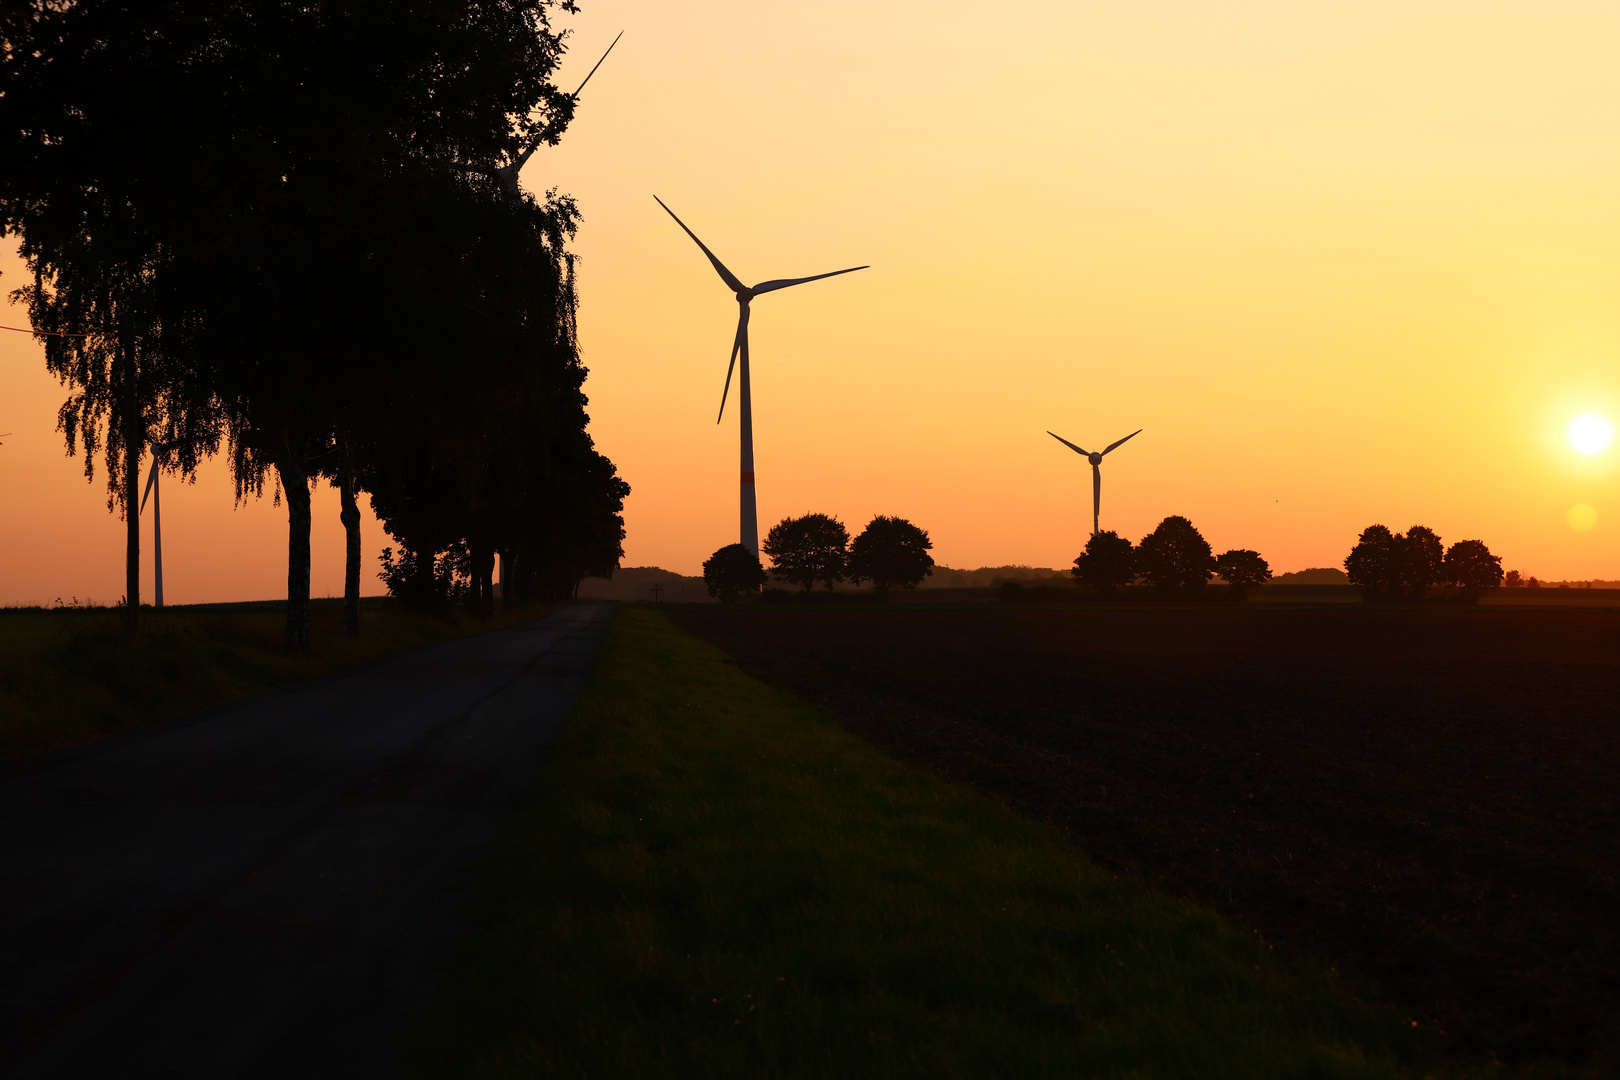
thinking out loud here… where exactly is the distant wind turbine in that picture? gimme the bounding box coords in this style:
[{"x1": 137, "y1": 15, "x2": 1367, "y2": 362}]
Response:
[
  {"x1": 140, "y1": 441, "x2": 172, "y2": 608},
  {"x1": 1048, "y1": 428, "x2": 1141, "y2": 537},
  {"x1": 655, "y1": 196, "x2": 868, "y2": 556}
]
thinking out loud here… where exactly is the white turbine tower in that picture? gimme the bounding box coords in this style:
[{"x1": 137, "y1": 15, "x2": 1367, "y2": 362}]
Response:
[
  {"x1": 1048, "y1": 428, "x2": 1141, "y2": 537},
  {"x1": 655, "y1": 196, "x2": 867, "y2": 556},
  {"x1": 139, "y1": 441, "x2": 172, "y2": 608}
]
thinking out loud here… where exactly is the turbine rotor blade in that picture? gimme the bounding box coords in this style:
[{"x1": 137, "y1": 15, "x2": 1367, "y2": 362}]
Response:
[
  {"x1": 717, "y1": 308, "x2": 748, "y2": 423},
  {"x1": 750, "y1": 265, "x2": 869, "y2": 296},
  {"x1": 1047, "y1": 431, "x2": 1092, "y2": 457},
  {"x1": 1102, "y1": 428, "x2": 1143, "y2": 455},
  {"x1": 571, "y1": 30, "x2": 623, "y2": 98},
  {"x1": 140, "y1": 459, "x2": 158, "y2": 514},
  {"x1": 653, "y1": 196, "x2": 748, "y2": 294}
]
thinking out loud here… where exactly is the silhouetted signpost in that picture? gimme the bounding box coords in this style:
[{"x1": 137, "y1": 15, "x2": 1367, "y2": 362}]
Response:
[{"x1": 650, "y1": 582, "x2": 664, "y2": 603}]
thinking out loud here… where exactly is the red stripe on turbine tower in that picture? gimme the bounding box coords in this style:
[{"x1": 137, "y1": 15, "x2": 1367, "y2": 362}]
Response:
[{"x1": 741, "y1": 472, "x2": 755, "y2": 483}]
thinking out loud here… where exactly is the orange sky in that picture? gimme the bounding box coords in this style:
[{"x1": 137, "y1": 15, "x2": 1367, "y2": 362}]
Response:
[{"x1": 5, "y1": 1, "x2": 1620, "y2": 606}]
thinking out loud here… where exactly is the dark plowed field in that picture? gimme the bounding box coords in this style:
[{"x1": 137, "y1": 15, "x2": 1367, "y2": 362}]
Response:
[{"x1": 669, "y1": 603, "x2": 1620, "y2": 1069}]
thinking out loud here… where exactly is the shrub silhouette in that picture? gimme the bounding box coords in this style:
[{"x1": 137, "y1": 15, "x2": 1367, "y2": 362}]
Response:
[
  {"x1": 847, "y1": 516, "x2": 935, "y2": 599},
  {"x1": 1072, "y1": 531, "x2": 1136, "y2": 596},
  {"x1": 703, "y1": 543, "x2": 768, "y2": 603},
  {"x1": 1136, "y1": 516, "x2": 1215, "y2": 594},
  {"x1": 762, "y1": 513, "x2": 849, "y2": 592},
  {"x1": 1444, "y1": 539, "x2": 1503, "y2": 599},
  {"x1": 1214, "y1": 549, "x2": 1271, "y2": 598}
]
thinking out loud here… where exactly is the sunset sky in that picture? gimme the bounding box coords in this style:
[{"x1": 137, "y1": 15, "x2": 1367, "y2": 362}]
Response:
[{"x1": 5, "y1": 0, "x2": 1620, "y2": 606}]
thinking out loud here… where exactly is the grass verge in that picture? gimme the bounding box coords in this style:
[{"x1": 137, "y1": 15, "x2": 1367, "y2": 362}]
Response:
[
  {"x1": 0, "y1": 597, "x2": 553, "y2": 759},
  {"x1": 405, "y1": 606, "x2": 1471, "y2": 1079}
]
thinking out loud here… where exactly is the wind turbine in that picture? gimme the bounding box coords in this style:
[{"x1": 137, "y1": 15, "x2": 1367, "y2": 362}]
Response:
[
  {"x1": 1048, "y1": 428, "x2": 1141, "y2": 536},
  {"x1": 140, "y1": 441, "x2": 171, "y2": 608},
  {"x1": 655, "y1": 196, "x2": 868, "y2": 556}
]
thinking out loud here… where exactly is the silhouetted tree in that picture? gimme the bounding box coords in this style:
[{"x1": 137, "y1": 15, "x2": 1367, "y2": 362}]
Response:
[
  {"x1": 1345, "y1": 524, "x2": 1401, "y2": 599},
  {"x1": 1400, "y1": 525, "x2": 1445, "y2": 597},
  {"x1": 1444, "y1": 540, "x2": 1503, "y2": 599},
  {"x1": 13, "y1": 245, "x2": 219, "y2": 632},
  {"x1": 1215, "y1": 549, "x2": 1271, "y2": 598},
  {"x1": 1504, "y1": 569, "x2": 1523, "y2": 588},
  {"x1": 704, "y1": 544, "x2": 768, "y2": 603},
  {"x1": 846, "y1": 516, "x2": 935, "y2": 599},
  {"x1": 2, "y1": 0, "x2": 583, "y2": 649},
  {"x1": 763, "y1": 514, "x2": 849, "y2": 592},
  {"x1": 1346, "y1": 524, "x2": 1451, "y2": 601},
  {"x1": 1136, "y1": 516, "x2": 1215, "y2": 594},
  {"x1": 1072, "y1": 530, "x2": 1136, "y2": 596}
]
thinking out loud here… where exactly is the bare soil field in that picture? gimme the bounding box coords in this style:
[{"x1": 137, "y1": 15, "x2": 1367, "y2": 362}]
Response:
[{"x1": 668, "y1": 602, "x2": 1620, "y2": 1070}]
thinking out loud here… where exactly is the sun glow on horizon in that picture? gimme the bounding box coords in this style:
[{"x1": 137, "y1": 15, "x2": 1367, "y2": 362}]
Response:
[{"x1": 1568, "y1": 414, "x2": 1613, "y2": 456}]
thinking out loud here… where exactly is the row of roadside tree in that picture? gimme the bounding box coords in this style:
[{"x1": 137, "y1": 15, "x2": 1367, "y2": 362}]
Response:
[{"x1": 0, "y1": 2, "x2": 628, "y2": 646}]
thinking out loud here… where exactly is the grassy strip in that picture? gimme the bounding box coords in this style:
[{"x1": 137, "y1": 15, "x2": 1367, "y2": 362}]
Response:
[
  {"x1": 0, "y1": 598, "x2": 552, "y2": 759},
  {"x1": 406, "y1": 607, "x2": 1468, "y2": 1079}
]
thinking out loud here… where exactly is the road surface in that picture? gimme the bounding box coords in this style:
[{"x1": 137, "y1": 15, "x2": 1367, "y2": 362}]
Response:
[{"x1": 0, "y1": 602, "x2": 614, "y2": 1078}]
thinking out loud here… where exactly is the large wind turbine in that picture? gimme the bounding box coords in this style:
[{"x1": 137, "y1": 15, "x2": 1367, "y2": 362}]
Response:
[
  {"x1": 139, "y1": 441, "x2": 171, "y2": 608},
  {"x1": 1048, "y1": 428, "x2": 1141, "y2": 536},
  {"x1": 655, "y1": 196, "x2": 867, "y2": 556}
]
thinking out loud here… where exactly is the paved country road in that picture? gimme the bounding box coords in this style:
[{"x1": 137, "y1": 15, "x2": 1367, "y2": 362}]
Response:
[{"x1": 0, "y1": 603, "x2": 614, "y2": 1079}]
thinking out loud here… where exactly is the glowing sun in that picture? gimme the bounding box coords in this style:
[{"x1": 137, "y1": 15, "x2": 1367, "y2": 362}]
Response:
[{"x1": 1568, "y1": 413, "x2": 1613, "y2": 455}]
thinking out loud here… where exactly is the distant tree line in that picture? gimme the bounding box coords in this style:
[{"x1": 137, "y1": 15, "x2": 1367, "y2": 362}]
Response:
[
  {"x1": 1344, "y1": 525, "x2": 1501, "y2": 600},
  {"x1": 703, "y1": 514, "x2": 936, "y2": 602},
  {"x1": 1071, "y1": 516, "x2": 1271, "y2": 598},
  {"x1": 0, "y1": 1, "x2": 626, "y2": 646}
]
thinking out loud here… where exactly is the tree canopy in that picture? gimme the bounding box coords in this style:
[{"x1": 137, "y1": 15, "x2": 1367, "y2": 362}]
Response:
[
  {"x1": 1444, "y1": 540, "x2": 1503, "y2": 597},
  {"x1": 703, "y1": 544, "x2": 769, "y2": 603},
  {"x1": 1215, "y1": 549, "x2": 1271, "y2": 595},
  {"x1": 846, "y1": 516, "x2": 934, "y2": 597},
  {"x1": 763, "y1": 514, "x2": 849, "y2": 592},
  {"x1": 1136, "y1": 516, "x2": 1216, "y2": 594},
  {"x1": 1345, "y1": 524, "x2": 1457, "y2": 601},
  {"x1": 1072, "y1": 530, "x2": 1136, "y2": 596}
]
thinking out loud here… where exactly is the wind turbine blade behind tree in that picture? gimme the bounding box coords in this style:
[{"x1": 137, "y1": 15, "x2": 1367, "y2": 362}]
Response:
[
  {"x1": 496, "y1": 31, "x2": 624, "y2": 193},
  {"x1": 656, "y1": 196, "x2": 868, "y2": 557}
]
